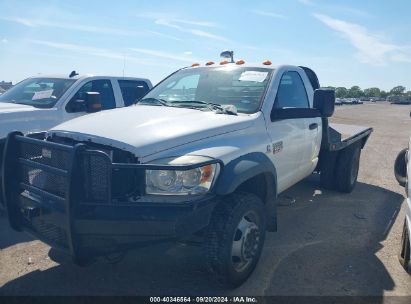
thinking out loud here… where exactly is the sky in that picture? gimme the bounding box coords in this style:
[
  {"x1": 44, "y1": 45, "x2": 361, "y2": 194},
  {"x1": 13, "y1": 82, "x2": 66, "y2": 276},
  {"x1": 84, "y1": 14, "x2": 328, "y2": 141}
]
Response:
[{"x1": 0, "y1": 0, "x2": 410, "y2": 91}]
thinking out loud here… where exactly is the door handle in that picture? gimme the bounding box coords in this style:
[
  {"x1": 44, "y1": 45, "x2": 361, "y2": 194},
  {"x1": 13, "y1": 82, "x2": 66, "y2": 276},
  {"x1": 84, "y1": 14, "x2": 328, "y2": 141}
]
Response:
[{"x1": 309, "y1": 123, "x2": 318, "y2": 130}]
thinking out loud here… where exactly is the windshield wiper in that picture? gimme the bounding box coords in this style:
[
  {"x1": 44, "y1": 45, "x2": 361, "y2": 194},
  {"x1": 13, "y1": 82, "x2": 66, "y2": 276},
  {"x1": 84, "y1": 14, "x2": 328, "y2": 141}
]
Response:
[
  {"x1": 138, "y1": 97, "x2": 171, "y2": 107},
  {"x1": 170, "y1": 100, "x2": 237, "y2": 115}
]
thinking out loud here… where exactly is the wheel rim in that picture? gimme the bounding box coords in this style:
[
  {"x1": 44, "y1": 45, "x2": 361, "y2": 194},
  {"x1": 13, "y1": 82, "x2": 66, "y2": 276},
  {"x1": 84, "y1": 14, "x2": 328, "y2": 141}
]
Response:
[{"x1": 230, "y1": 211, "x2": 261, "y2": 273}]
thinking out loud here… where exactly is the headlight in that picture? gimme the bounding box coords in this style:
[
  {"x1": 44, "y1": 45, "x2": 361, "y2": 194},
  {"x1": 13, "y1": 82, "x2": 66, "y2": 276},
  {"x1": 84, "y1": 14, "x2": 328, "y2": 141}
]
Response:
[{"x1": 145, "y1": 157, "x2": 219, "y2": 195}]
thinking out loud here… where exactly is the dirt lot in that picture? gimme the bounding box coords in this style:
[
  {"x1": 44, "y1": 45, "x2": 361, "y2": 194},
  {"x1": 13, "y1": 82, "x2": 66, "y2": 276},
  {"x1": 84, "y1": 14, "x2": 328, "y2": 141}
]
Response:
[{"x1": 0, "y1": 102, "x2": 411, "y2": 297}]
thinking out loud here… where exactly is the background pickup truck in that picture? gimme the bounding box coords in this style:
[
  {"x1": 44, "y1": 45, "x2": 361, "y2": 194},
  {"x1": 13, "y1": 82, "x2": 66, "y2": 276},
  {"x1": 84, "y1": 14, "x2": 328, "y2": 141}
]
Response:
[
  {"x1": 1, "y1": 60, "x2": 372, "y2": 287},
  {"x1": 0, "y1": 73, "x2": 152, "y2": 140},
  {"x1": 0, "y1": 73, "x2": 152, "y2": 204}
]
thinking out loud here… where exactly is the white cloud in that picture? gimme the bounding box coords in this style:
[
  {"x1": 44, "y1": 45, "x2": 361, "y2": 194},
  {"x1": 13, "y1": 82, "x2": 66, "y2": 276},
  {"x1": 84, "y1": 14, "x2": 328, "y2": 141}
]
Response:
[
  {"x1": 1, "y1": 17, "x2": 35, "y2": 27},
  {"x1": 30, "y1": 40, "x2": 155, "y2": 65},
  {"x1": 184, "y1": 51, "x2": 192, "y2": 55},
  {"x1": 1, "y1": 38, "x2": 8, "y2": 43},
  {"x1": 146, "y1": 30, "x2": 183, "y2": 41},
  {"x1": 314, "y1": 13, "x2": 411, "y2": 65},
  {"x1": 136, "y1": 13, "x2": 218, "y2": 27},
  {"x1": 299, "y1": 1, "x2": 372, "y2": 18},
  {"x1": 129, "y1": 48, "x2": 199, "y2": 63},
  {"x1": 252, "y1": 9, "x2": 286, "y2": 19},
  {"x1": 155, "y1": 19, "x2": 228, "y2": 42},
  {"x1": 298, "y1": 0, "x2": 315, "y2": 5},
  {"x1": 173, "y1": 19, "x2": 218, "y2": 28},
  {"x1": 1, "y1": 16, "x2": 136, "y2": 36}
]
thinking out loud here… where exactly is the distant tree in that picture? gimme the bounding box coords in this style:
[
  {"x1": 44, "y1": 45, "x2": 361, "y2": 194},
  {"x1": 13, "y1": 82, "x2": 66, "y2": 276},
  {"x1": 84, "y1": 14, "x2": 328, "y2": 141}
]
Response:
[
  {"x1": 335, "y1": 87, "x2": 348, "y2": 98},
  {"x1": 348, "y1": 86, "x2": 363, "y2": 98},
  {"x1": 363, "y1": 87, "x2": 381, "y2": 97},
  {"x1": 406, "y1": 91, "x2": 411, "y2": 96},
  {"x1": 380, "y1": 90, "x2": 389, "y2": 98},
  {"x1": 390, "y1": 86, "x2": 406, "y2": 96}
]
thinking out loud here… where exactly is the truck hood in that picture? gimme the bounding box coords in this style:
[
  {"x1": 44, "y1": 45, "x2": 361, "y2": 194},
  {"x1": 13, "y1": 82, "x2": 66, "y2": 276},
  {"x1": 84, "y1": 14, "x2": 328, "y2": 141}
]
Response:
[
  {"x1": 50, "y1": 105, "x2": 257, "y2": 158},
  {"x1": 0, "y1": 102, "x2": 37, "y2": 113}
]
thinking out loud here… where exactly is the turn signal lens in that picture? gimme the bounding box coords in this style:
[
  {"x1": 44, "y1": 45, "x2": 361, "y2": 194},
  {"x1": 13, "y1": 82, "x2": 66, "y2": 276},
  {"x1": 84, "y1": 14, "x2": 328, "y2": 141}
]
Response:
[
  {"x1": 200, "y1": 164, "x2": 214, "y2": 184},
  {"x1": 236, "y1": 60, "x2": 245, "y2": 65},
  {"x1": 262, "y1": 60, "x2": 272, "y2": 65}
]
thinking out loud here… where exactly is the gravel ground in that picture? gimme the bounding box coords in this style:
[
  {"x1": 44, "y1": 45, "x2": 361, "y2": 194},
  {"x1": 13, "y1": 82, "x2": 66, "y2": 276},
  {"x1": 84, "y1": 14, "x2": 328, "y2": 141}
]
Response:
[{"x1": 0, "y1": 102, "x2": 410, "y2": 297}]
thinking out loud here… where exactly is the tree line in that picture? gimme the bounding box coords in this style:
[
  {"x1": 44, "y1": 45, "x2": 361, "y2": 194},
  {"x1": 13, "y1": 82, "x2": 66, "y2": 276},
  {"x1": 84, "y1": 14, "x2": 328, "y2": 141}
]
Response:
[{"x1": 324, "y1": 85, "x2": 410, "y2": 99}]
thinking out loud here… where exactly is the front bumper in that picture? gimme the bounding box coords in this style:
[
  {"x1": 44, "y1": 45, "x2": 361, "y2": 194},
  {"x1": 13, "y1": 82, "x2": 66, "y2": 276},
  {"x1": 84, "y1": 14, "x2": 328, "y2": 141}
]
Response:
[{"x1": 2, "y1": 132, "x2": 219, "y2": 260}]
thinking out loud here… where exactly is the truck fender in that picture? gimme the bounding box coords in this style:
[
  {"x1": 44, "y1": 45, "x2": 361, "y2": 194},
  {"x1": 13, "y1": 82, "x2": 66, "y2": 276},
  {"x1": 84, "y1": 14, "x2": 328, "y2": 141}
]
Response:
[{"x1": 214, "y1": 152, "x2": 278, "y2": 231}]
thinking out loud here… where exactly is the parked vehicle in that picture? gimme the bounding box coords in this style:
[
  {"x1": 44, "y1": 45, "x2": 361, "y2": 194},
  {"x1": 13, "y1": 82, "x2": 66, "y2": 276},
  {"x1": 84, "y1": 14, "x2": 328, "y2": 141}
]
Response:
[
  {"x1": 0, "y1": 72, "x2": 152, "y2": 141},
  {"x1": 0, "y1": 72, "x2": 152, "y2": 207},
  {"x1": 343, "y1": 98, "x2": 363, "y2": 105},
  {"x1": 389, "y1": 96, "x2": 411, "y2": 105},
  {"x1": 394, "y1": 123, "x2": 411, "y2": 274},
  {"x1": 1, "y1": 55, "x2": 373, "y2": 286},
  {"x1": 335, "y1": 98, "x2": 343, "y2": 106}
]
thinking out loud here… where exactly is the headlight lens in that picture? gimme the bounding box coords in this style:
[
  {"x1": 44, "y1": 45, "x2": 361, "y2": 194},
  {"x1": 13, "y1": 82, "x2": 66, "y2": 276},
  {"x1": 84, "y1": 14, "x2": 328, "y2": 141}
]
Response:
[{"x1": 146, "y1": 163, "x2": 218, "y2": 195}]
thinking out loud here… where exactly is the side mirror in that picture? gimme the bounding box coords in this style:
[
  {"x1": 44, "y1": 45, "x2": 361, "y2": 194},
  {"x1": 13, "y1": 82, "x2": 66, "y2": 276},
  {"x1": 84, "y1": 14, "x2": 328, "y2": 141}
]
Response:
[
  {"x1": 85, "y1": 92, "x2": 102, "y2": 113},
  {"x1": 313, "y1": 89, "x2": 335, "y2": 117}
]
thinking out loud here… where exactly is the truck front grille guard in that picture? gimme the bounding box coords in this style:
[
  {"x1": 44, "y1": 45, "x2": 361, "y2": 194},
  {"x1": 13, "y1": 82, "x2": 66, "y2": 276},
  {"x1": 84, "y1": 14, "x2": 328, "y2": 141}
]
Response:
[{"x1": 1, "y1": 132, "x2": 221, "y2": 261}]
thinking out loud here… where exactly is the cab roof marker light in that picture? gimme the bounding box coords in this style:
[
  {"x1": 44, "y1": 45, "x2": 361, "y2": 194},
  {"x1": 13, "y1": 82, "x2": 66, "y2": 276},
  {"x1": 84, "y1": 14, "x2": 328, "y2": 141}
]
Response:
[
  {"x1": 191, "y1": 63, "x2": 200, "y2": 67},
  {"x1": 262, "y1": 60, "x2": 272, "y2": 65},
  {"x1": 236, "y1": 60, "x2": 245, "y2": 65},
  {"x1": 220, "y1": 60, "x2": 229, "y2": 65},
  {"x1": 206, "y1": 61, "x2": 215, "y2": 66}
]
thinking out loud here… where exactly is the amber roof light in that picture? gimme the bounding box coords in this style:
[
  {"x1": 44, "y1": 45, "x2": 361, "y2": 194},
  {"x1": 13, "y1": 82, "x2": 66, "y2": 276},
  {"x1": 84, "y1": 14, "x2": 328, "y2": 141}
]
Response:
[
  {"x1": 236, "y1": 60, "x2": 245, "y2": 65},
  {"x1": 206, "y1": 61, "x2": 215, "y2": 66},
  {"x1": 262, "y1": 60, "x2": 272, "y2": 65},
  {"x1": 191, "y1": 63, "x2": 200, "y2": 67}
]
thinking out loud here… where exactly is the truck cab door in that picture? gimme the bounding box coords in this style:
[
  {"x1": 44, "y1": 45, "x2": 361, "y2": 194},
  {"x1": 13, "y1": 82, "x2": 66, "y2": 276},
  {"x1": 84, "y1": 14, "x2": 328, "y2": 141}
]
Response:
[
  {"x1": 63, "y1": 79, "x2": 116, "y2": 122},
  {"x1": 266, "y1": 71, "x2": 314, "y2": 193}
]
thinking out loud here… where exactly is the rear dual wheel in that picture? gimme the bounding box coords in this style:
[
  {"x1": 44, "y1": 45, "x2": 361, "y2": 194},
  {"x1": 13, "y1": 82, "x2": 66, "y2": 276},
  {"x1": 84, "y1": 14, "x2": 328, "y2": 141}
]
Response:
[
  {"x1": 335, "y1": 145, "x2": 361, "y2": 193},
  {"x1": 320, "y1": 145, "x2": 361, "y2": 193}
]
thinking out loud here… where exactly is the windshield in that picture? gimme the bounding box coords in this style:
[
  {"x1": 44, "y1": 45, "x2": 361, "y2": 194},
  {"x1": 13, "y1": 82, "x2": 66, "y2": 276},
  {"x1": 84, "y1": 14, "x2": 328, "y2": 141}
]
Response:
[
  {"x1": 140, "y1": 66, "x2": 273, "y2": 114},
  {"x1": 0, "y1": 78, "x2": 76, "y2": 108}
]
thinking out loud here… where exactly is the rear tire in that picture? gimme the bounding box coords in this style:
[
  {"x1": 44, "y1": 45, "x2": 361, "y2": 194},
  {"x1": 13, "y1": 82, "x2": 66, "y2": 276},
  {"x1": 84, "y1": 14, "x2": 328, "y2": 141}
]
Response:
[
  {"x1": 399, "y1": 221, "x2": 411, "y2": 274},
  {"x1": 335, "y1": 145, "x2": 361, "y2": 193},
  {"x1": 394, "y1": 148, "x2": 408, "y2": 187},
  {"x1": 204, "y1": 192, "x2": 266, "y2": 287}
]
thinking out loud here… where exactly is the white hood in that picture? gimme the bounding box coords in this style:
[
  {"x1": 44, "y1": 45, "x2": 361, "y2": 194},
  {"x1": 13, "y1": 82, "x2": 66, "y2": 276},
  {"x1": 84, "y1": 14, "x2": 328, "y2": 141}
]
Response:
[
  {"x1": 50, "y1": 105, "x2": 257, "y2": 157},
  {"x1": 0, "y1": 102, "x2": 60, "y2": 139},
  {"x1": 0, "y1": 102, "x2": 37, "y2": 113}
]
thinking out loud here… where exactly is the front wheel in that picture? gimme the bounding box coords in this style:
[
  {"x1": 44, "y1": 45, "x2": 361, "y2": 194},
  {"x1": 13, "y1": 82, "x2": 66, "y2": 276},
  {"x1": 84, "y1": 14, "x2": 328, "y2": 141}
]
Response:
[{"x1": 204, "y1": 192, "x2": 266, "y2": 287}]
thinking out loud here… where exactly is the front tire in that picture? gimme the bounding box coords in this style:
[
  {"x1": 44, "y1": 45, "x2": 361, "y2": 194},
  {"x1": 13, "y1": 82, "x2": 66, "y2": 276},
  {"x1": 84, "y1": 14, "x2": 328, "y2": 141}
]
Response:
[
  {"x1": 399, "y1": 221, "x2": 411, "y2": 274},
  {"x1": 204, "y1": 192, "x2": 266, "y2": 287}
]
